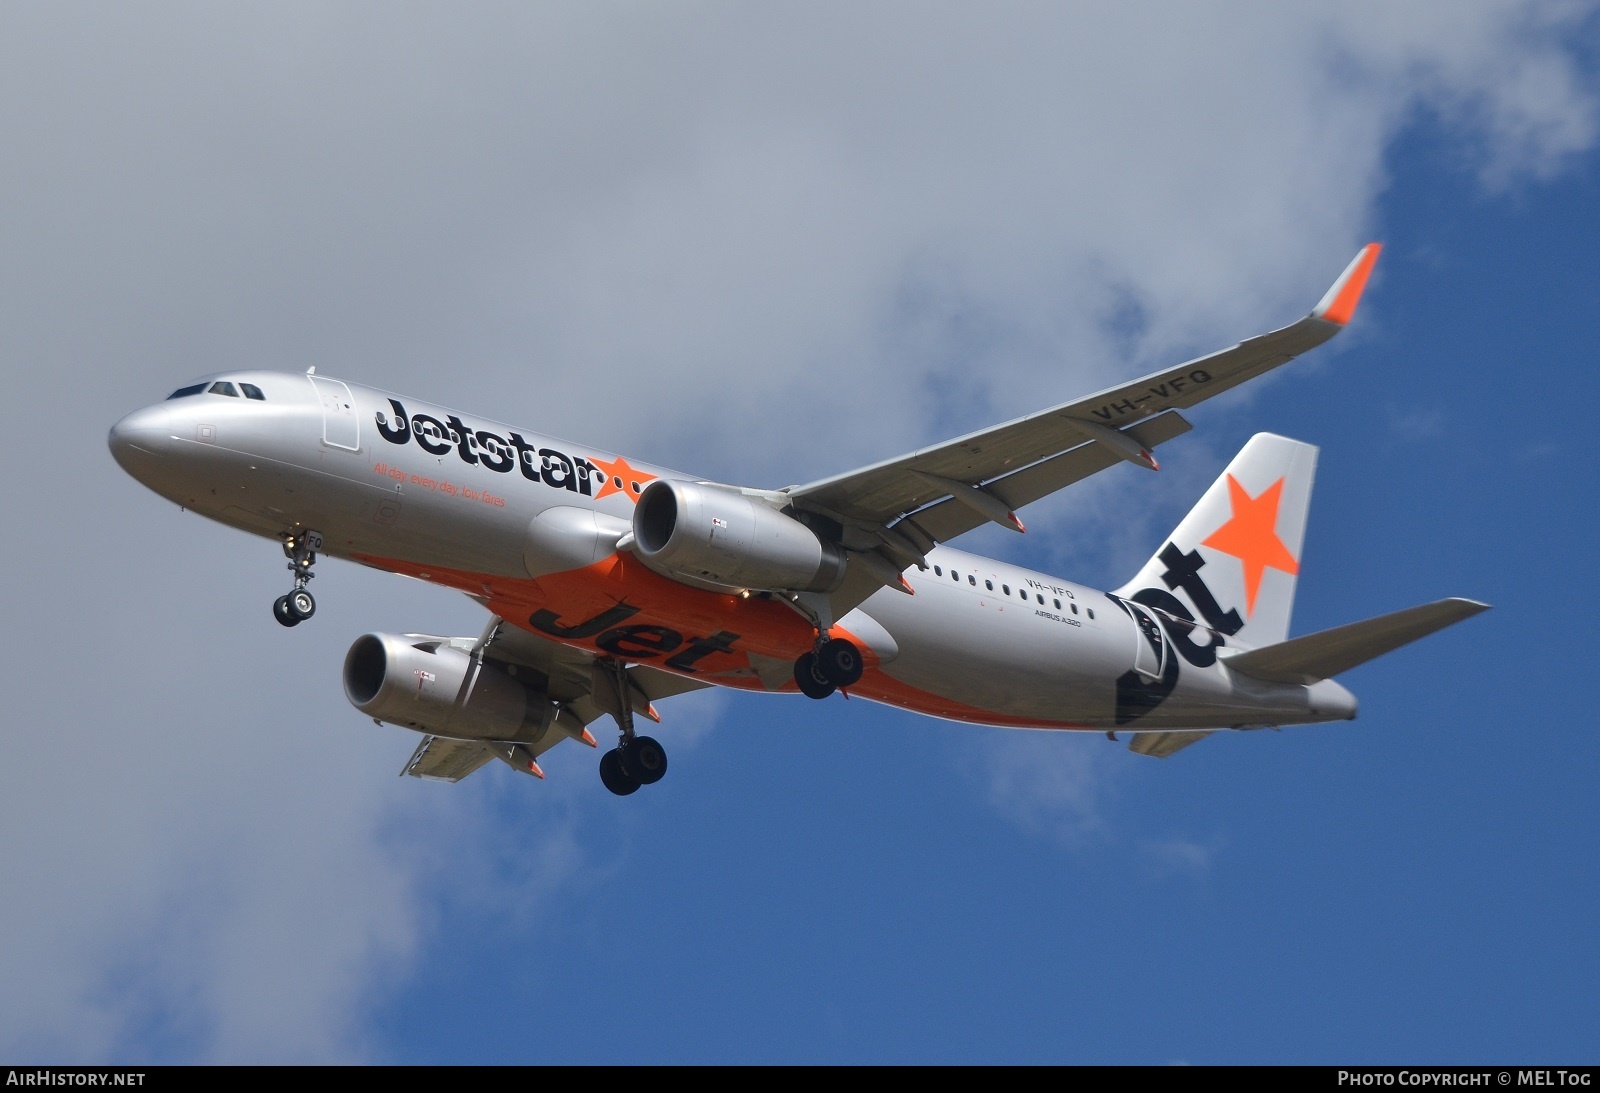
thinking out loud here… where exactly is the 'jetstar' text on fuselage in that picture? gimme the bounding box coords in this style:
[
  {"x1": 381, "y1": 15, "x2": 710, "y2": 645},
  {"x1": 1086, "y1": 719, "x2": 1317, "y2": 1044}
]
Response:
[{"x1": 375, "y1": 398, "x2": 600, "y2": 494}]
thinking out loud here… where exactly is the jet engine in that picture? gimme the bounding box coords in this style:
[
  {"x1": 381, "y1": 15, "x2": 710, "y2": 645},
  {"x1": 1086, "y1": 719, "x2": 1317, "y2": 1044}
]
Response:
[
  {"x1": 343, "y1": 633, "x2": 555, "y2": 741},
  {"x1": 632, "y1": 479, "x2": 847, "y2": 593}
]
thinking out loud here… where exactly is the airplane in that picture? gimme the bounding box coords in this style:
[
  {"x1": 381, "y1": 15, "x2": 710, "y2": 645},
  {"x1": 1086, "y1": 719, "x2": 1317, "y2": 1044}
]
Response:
[{"x1": 108, "y1": 243, "x2": 1487, "y2": 794}]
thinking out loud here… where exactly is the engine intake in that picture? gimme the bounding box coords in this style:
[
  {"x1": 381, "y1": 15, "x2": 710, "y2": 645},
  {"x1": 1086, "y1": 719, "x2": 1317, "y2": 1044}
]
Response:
[
  {"x1": 632, "y1": 479, "x2": 847, "y2": 593},
  {"x1": 343, "y1": 633, "x2": 554, "y2": 741}
]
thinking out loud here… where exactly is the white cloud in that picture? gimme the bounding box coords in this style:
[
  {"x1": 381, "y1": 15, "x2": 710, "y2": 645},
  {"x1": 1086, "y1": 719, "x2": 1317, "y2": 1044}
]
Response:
[
  {"x1": 0, "y1": 0, "x2": 1594, "y2": 1062},
  {"x1": 1140, "y1": 835, "x2": 1224, "y2": 880},
  {"x1": 646, "y1": 686, "x2": 733, "y2": 750},
  {"x1": 970, "y1": 731, "x2": 1117, "y2": 845}
]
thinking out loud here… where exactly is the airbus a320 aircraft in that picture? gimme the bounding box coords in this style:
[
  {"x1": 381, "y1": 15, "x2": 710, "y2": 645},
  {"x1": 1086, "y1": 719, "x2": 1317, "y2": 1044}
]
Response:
[{"x1": 109, "y1": 244, "x2": 1487, "y2": 794}]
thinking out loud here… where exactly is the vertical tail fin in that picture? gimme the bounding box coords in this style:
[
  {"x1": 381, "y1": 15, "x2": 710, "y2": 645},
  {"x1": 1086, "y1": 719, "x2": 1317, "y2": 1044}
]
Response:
[{"x1": 1114, "y1": 433, "x2": 1317, "y2": 649}]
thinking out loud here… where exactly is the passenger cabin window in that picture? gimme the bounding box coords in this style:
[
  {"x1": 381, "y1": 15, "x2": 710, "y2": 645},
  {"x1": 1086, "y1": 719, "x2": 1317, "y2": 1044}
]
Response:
[
  {"x1": 208, "y1": 381, "x2": 238, "y2": 397},
  {"x1": 1053, "y1": 599, "x2": 1061, "y2": 609},
  {"x1": 968, "y1": 575, "x2": 976, "y2": 585},
  {"x1": 1002, "y1": 585, "x2": 1010, "y2": 595},
  {"x1": 240, "y1": 383, "x2": 266, "y2": 400},
  {"x1": 167, "y1": 383, "x2": 206, "y2": 399},
  {"x1": 1087, "y1": 609, "x2": 1095, "y2": 620},
  {"x1": 985, "y1": 580, "x2": 993, "y2": 591},
  {"x1": 933, "y1": 566, "x2": 942, "y2": 576}
]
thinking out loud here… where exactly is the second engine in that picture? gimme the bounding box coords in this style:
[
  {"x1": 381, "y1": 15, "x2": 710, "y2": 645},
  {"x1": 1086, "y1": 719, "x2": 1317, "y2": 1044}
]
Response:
[{"x1": 632, "y1": 479, "x2": 848, "y2": 593}]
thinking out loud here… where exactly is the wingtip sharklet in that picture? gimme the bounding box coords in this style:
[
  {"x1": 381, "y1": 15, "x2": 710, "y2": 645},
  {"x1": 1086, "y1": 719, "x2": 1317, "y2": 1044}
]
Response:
[{"x1": 1312, "y1": 243, "x2": 1382, "y2": 326}]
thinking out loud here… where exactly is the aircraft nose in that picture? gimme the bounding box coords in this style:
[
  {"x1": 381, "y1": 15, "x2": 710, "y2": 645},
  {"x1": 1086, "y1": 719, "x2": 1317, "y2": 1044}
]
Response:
[{"x1": 108, "y1": 404, "x2": 171, "y2": 475}]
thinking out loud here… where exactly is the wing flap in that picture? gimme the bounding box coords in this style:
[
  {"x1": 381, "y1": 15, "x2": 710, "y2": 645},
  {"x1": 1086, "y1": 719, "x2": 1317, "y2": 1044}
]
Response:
[
  {"x1": 1128, "y1": 730, "x2": 1213, "y2": 758},
  {"x1": 402, "y1": 735, "x2": 496, "y2": 781},
  {"x1": 900, "y1": 411, "x2": 1192, "y2": 545},
  {"x1": 1223, "y1": 598, "x2": 1490, "y2": 685}
]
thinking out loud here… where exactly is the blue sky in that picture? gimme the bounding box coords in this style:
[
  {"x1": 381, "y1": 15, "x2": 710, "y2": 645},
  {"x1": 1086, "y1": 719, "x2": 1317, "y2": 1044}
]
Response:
[
  {"x1": 3, "y1": 4, "x2": 1597, "y2": 1064},
  {"x1": 375, "y1": 146, "x2": 1600, "y2": 1063}
]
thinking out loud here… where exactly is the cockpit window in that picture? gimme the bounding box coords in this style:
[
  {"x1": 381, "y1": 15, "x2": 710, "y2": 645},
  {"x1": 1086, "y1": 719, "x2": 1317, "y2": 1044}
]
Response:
[
  {"x1": 209, "y1": 381, "x2": 239, "y2": 397},
  {"x1": 167, "y1": 383, "x2": 207, "y2": 400},
  {"x1": 240, "y1": 383, "x2": 265, "y2": 400}
]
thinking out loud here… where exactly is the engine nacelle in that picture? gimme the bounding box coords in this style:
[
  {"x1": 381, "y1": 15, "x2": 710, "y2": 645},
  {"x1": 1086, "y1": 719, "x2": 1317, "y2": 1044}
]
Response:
[
  {"x1": 632, "y1": 479, "x2": 847, "y2": 593},
  {"x1": 343, "y1": 633, "x2": 555, "y2": 741}
]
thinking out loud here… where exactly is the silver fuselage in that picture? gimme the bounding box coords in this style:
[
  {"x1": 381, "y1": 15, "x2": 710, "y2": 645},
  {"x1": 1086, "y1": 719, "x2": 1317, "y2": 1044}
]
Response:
[{"x1": 109, "y1": 370, "x2": 1356, "y2": 732}]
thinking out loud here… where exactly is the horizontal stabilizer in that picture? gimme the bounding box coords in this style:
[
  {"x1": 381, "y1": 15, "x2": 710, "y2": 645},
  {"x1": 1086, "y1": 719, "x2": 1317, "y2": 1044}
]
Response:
[
  {"x1": 1223, "y1": 598, "x2": 1490, "y2": 685},
  {"x1": 1128, "y1": 730, "x2": 1213, "y2": 758}
]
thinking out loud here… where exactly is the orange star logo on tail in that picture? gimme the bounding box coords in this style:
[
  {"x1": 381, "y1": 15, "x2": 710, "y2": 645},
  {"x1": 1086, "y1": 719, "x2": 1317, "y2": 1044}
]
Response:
[
  {"x1": 588, "y1": 453, "x2": 657, "y2": 503},
  {"x1": 1201, "y1": 475, "x2": 1299, "y2": 617}
]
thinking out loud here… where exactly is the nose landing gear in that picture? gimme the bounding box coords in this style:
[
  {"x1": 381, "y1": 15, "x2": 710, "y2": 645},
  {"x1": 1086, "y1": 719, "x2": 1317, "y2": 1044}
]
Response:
[{"x1": 272, "y1": 530, "x2": 323, "y2": 628}]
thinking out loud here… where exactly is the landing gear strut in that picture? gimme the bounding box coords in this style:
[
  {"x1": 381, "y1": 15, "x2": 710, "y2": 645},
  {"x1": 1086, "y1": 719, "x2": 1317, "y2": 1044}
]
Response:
[
  {"x1": 272, "y1": 530, "x2": 322, "y2": 628},
  {"x1": 793, "y1": 635, "x2": 864, "y2": 699},
  {"x1": 597, "y1": 658, "x2": 668, "y2": 796}
]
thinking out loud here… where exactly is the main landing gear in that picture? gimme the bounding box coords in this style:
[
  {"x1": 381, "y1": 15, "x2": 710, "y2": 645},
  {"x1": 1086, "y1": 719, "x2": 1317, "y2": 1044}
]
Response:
[
  {"x1": 597, "y1": 659, "x2": 668, "y2": 797},
  {"x1": 598, "y1": 737, "x2": 667, "y2": 796},
  {"x1": 793, "y1": 635, "x2": 864, "y2": 700},
  {"x1": 272, "y1": 530, "x2": 323, "y2": 628}
]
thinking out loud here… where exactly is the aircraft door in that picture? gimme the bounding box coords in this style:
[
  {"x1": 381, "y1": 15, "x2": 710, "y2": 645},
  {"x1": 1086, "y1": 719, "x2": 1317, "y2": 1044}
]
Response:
[
  {"x1": 1127, "y1": 601, "x2": 1166, "y2": 680},
  {"x1": 309, "y1": 376, "x2": 360, "y2": 451}
]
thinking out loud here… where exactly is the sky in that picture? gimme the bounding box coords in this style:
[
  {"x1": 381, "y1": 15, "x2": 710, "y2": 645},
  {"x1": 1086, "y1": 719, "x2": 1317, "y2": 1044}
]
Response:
[{"x1": 2, "y1": 1, "x2": 1598, "y2": 1065}]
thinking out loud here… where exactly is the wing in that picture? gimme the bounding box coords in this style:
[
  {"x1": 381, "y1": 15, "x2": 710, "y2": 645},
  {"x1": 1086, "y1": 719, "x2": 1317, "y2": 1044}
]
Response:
[
  {"x1": 785, "y1": 245, "x2": 1380, "y2": 616},
  {"x1": 478, "y1": 616, "x2": 711, "y2": 724},
  {"x1": 400, "y1": 613, "x2": 712, "y2": 782},
  {"x1": 402, "y1": 735, "x2": 497, "y2": 781},
  {"x1": 1127, "y1": 730, "x2": 1213, "y2": 759}
]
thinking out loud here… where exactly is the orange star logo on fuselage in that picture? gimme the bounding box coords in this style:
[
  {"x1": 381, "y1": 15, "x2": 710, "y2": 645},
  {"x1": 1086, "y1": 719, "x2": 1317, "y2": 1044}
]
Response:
[
  {"x1": 587, "y1": 452, "x2": 658, "y2": 503},
  {"x1": 1200, "y1": 474, "x2": 1299, "y2": 618}
]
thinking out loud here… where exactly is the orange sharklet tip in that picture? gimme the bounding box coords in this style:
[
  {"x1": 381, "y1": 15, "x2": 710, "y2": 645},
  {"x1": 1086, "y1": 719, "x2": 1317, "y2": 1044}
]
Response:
[{"x1": 1316, "y1": 243, "x2": 1382, "y2": 326}]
